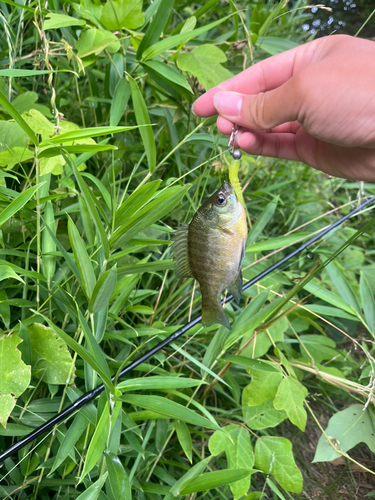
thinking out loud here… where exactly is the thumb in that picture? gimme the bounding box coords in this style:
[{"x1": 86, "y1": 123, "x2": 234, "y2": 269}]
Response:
[{"x1": 213, "y1": 81, "x2": 301, "y2": 130}]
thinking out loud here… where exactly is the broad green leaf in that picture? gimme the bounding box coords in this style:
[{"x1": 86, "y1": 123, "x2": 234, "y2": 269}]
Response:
[
  {"x1": 22, "y1": 109, "x2": 54, "y2": 137},
  {"x1": 76, "y1": 472, "x2": 108, "y2": 500},
  {"x1": 27, "y1": 323, "x2": 74, "y2": 385},
  {"x1": 247, "y1": 197, "x2": 279, "y2": 245},
  {"x1": 304, "y1": 304, "x2": 357, "y2": 321},
  {"x1": 0, "y1": 147, "x2": 33, "y2": 169},
  {"x1": 360, "y1": 272, "x2": 375, "y2": 334},
  {"x1": 241, "y1": 316, "x2": 287, "y2": 359},
  {"x1": 326, "y1": 262, "x2": 361, "y2": 313},
  {"x1": 100, "y1": 0, "x2": 144, "y2": 30},
  {"x1": 50, "y1": 413, "x2": 88, "y2": 473},
  {"x1": 209, "y1": 424, "x2": 254, "y2": 499},
  {"x1": 142, "y1": 61, "x2": 193, "y2": 100},
  {"x1": 117, "y1": 376, "x2": 205, "y2": 391},
  {"x1": 0, "y1": 334, "x2": 31, "y2": 427},
  {"x1": 243, "y1": 398, "x2": 287, "y2": 430},
  {"x1": 0, "y1": 183, "x2": 43, "y2": 227},
  {"x1": 0, "y1": 90, "x2": 38, "y2": 146},
  {"x1": 141, "y1": 14, "x2": 233, "y2": 61},
  {"x1": 255, "y1": 37, "x2": 300, "y2": 55},
  {"x1": 105, "y1": 453, "x2": 131, "y2": 500},
  {"x1": 137, "y1": 0, "x2": 174, "y2": 59},
  {"x1": 303, "y1": 279, "x2": 359, "y2": 316},
  {"x1": 273, "y1": 377, "x2": 308, "y2": 431},
  {"x1": 246, "y1": 232, "x2": 310, "y2": 252},
  {"x1": 44, "y1": 13, "x2": 86, "y2": 30},
  {"x1": 75, "y1": 28, "x2": 120, "y2": 58},
  {"x1": 255, "y1": 436, "x2": 303, "y2": 493},
  {"x1": 89, "y1": 266, "x2": 117, "y2": 313},
  {"x1": 33, "y1": 311, "x2": 115, "y2": 393},
  {"x1": 175, "y1": 421, "x2": 193, "y2": 463},
  {"x1": 128, "y1": 75, "x2": 156, "y2": 173},
  {"x1": 298, "y1": 334, "x2": 341, "y2": 363},
  {"x1": 0, "y1": 120, "x2": 29, "y2": 152},
  {"x1": 178, "y1": 45, "x2": 233, "y2": 90},
  {"x1": 313, "y1": 404, "x2": 375, "y2": 462},
  {"x1": 179, "y1": 469, "x2": 253, "y2": 495},
  {"x1": 110, "y1": 78, "x2": 131, "y2": 127},
  {"x1": 243, "y1": 369, "x2": 282, "y2": 407},
  {"x1": 121, "y1": 395, "x2": 220, "y2": 430},
  {"x1": 80, "y1": 402, "x2": 110, "y2": 480},
  {"x1": 68, "y1": 217, "x2": 96, "y2": 300},
  {"x1": 40, "y1": 125, "x2": 138, "y2": 146}
]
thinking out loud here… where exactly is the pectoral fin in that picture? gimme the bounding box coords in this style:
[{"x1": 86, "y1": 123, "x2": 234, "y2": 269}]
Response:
[
  {"x1": 172, "y1": 224, "x2": 193, "y2": 278},
  {"x1": 227, "y1": 270, "x2": 243, "y2": 305}
]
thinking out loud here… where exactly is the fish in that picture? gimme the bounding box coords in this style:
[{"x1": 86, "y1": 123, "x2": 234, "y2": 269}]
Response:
[{"x1": 172, "y1": 181, "x2": 247, "y2": 330}]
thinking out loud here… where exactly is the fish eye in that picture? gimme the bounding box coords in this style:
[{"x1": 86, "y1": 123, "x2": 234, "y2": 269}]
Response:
[{"x1": 215, "y1": 194, "x2": 227, "y2": 207}]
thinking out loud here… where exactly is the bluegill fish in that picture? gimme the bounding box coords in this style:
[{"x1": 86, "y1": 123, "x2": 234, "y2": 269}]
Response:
[{"x1": 173, "y1": 181, "x2": 247, "y2": 330}]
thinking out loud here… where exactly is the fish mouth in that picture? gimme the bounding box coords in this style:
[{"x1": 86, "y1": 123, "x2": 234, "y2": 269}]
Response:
[{"x1": 220, "y1": 180, "x2": 235, "y2": 195}]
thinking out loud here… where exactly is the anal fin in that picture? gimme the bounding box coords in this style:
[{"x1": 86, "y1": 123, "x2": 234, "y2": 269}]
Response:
[
  {"x1": 227, "y1": 270, "x2": 243, "y2": 305},
  {"x1": 172, "y1": 224, "x2": 193, "y2": 278}
]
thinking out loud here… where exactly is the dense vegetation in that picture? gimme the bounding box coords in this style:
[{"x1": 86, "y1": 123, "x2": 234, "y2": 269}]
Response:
[{"x1": 0, "y1": 1, "x2": 375, "y2": 499}]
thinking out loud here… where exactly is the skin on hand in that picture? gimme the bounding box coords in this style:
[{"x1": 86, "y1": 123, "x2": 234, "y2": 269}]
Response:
[{"x1": 192, "y1": 35, "x2": 375, "y2": 181}]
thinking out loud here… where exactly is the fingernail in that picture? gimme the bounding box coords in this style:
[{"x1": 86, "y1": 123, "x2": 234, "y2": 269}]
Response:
[
  {"x1": 214, "y1": 91, "x2": 243, "y2": 116},
  {"x1": 191, "y1": 102, "x2": 198, "y2": 116}
]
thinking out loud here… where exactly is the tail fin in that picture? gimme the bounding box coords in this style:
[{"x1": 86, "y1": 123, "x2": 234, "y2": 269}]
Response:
[{"x1": 202, "y1": 304, "x2": 231, "y2": 330}]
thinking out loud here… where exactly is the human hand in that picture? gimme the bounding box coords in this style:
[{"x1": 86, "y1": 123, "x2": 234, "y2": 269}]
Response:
[{"x1": 192, "y1": 35, "x2": 375, "y2": 181}]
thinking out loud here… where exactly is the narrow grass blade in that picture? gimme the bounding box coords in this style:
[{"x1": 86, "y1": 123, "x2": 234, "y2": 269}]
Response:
[
  {"x1": 115, "y1": 180, "x2": 161, "y2": 228},
  {"x1": 110, "y1": 78, "x2": 131, "y2": 127},
  {"x1": 360, "y1": 272, "x2": 375, "y2": 334},
  {"x1": 179, "y1": 469, "x2": 253, "y2": 495},
  {"x1": 68, "y1": 218, "x2": 96, "y2": 300},
  {"x1": 0, "y1": 90, "x2": 38, "y2": 146},
  {"x1": 105, "y1": 452, "x2": 131, "y2": 500},
  {"x1": 117, "y1": 376, "x2": 205, "y2": 391},
  {"x1": 89, "y1": 266, "x2": 117, "y2": 313},
  {"x1": 136, "y1": 0, "x2": 175, "y2": 59},
  {"x1": 0, "y1": 183, "x2": 44, "y2": 227},
  {"x1": 37, "y1": 144, "x2": 116, "y2": 158},
  {"x1": 40, "y1": 125, "x2": 139, "y2": 146},
  {"x1": 42, "y1": 201, "x2": 56, "y2": 283},
  {"x1": 128, "y1": 75, "x2": 156, "y2": 173}
]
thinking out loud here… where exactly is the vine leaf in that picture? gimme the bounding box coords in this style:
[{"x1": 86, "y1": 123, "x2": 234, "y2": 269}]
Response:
[
  {"x1": 243, "y1": 368, "x2": 282, "y2": 407},
  {"x1": 243, "y1": 397, "x2": 287, "y2": 430},
  {"x1": 255, "y1": 436, "x2": 303, "y2": 493},
  {"x1": 209, "y1": 424, "x2": 254, "y2": 499},
  {"x1": 313, "y1": 404, "x2": 375, "y2": 462},
  {"x1": 0, "y1": 334, "x2": 31, "y2": 427},
  {"x1": 273, "y1": 377, "x2": 308, "y2": 431},
  {"x1": 27, "y1": 323, "x2": 75, "y2": 385}
]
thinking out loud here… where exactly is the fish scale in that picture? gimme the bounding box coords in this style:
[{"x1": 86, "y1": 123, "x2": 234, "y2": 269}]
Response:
[{"x1": 172, "y1": 181, "x2": 247, "y2": 330}]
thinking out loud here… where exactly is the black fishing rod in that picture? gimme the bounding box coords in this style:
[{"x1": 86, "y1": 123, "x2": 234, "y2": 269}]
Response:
[{"x1": 1, "y1": 194, "x2": 375, "y2": 464}]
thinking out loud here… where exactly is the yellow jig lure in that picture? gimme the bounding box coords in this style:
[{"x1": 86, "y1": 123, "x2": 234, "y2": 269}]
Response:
[{"x1": 228, "y1": 124, "x2": 245, "y2": 208}]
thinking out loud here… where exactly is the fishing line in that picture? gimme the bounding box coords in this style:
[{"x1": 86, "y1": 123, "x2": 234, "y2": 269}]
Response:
[{"x1": 1, "y1": 193, "x2": 375, "y2": 464}]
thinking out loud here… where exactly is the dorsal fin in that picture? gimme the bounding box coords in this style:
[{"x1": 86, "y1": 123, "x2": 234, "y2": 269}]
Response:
[{"x1": 172, "y1": 224, "x2": 193, "y2": 278}]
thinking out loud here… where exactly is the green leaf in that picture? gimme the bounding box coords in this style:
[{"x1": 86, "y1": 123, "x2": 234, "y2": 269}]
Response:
[
  {"x1": 0, "y1": 90, "x2": 39, "y2": 146},
  {"x1": 298, "y1": 334, "x2": 341, "y2": 363},
  {"x1": 115, "y1": 180, "x2": 161, "y2": 228},
  {"x1": 89, "y1": 265, "x2": 117, "y2": 313},
  {"x1": 105, "y1": 453, "x2": 131, "y2": 500},
  {"x1": 76, "y1": 472, "x2": 108, "y2": 500},
  {"x1": 0, "y1": 183, "x2": 43, "y2": 227},
  {"x1": 128, "y1": 75, "x2": 156, "y2": 173},
  {"x1": 40, "y1": 125, "x2": 138, "y2": 146},
  {"x1": 38, "y1": 144, "x2": 116, "y2": 159},
  {"x1": 27, "y1": 323, "x2": 75, "y2": 385},
  {"x1": 137, "y1": 0, "x2": 175, "y2": 59},
  {"x1": 243, "y1": 368, "x2": 282, "y2": 407},
  {"x1": 110, "y1": 78, "x2": 131, "y2": 127},
  {"x1": 303, "y1": 279, "x2": 359, "y2": 316},
  {"x1": 117, "y1": 376, "x2": 205, "y2": 391},
  {"x1": 209, "y1": 424, "x2": 254, "y2": 499},
  {"x1": 80, "y1": 402, "x2": 110, "y2": 480},
  {"x1": 44, "y1": 13, "x2": 86, "y2": 30},
  {"x1": 255, "y1": 436, "x2": 303, "y2": 493},
  {"x1": 50, "y1": 413, "x2": 88, "y2": 473},
  {"x1": 178, "y1": 45, "x2": 233, "y2": 90},
  {"x1": 243, "y1": 398, "x2": 287, "y2": 430},
  {"x1": 326, "y1": 262, "x2": 361, "y2": 313},
  {"x1": 313, "y1": 404, "x2": 375, "y2": 462},
  {"x1": 0, "y1": 334, "x2": 31, "y2": 427},
  {"x1": 170, "y1": 456, "x2": 212, "y2": 496},
  {"x1": 179, "y1": 469, "x2": 253, "y2": 495},
  {"x1": 0, "y1": 265, "x2": 24, "y2": 283},
  {"x1": 255, "y1": 36, "x2": 300, "y2": 55},
  {"x1": 273, "y1": 377, "x2": 308, "y2": 431},
  {"x1": 175, "y1": 420, "x2": 193, "y2": 463},
  {"x1": 100, "y1": 0, "x2": 144, "y2": 30},
  {"x1": 42, "y1": 201, "x2": 56, "y2": 282},
  {"x1": 68, "y1": 217, "x2": 97, "y2": 300},
  {"x1": 141, "y1": 14, "x2": 234, "y2": 61},
  {"x1": 360, "y1": 272, "x2": 375, "y2": 334},
  {"x1": 121, "y1": 395, "x2": 220, "y2": 430},
  {"x1": 142, "y1": 61, "x2": 193, "y2": 100},
  {"x1": 247, "y1": 197, "x2": 279, "y2": 245},
  {"x1": 246, "y1": 232, "x2": 310, "y2": 253},
  {"x1": 75, "y1": 28, "x2": 120, "y2": 58}
]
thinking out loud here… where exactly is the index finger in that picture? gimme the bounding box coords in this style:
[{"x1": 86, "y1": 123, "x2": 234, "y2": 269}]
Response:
[{"x1": 192, "y1": 38, "x2": 321, "y2": 117}]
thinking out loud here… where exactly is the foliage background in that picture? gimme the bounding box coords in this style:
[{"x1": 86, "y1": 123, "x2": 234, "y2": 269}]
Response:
[{"x1": 0, "y1": 0, "x2": 375, "y2": 499}]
